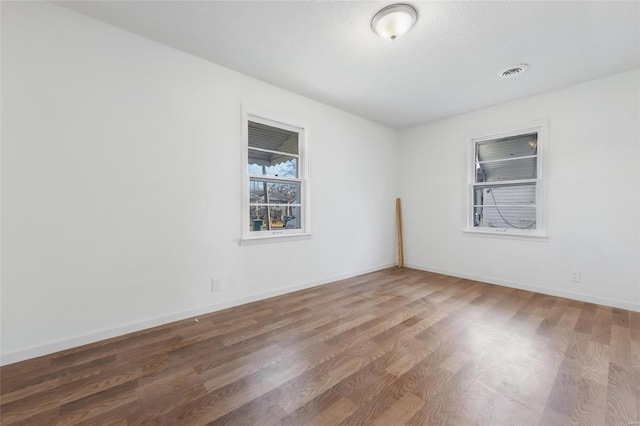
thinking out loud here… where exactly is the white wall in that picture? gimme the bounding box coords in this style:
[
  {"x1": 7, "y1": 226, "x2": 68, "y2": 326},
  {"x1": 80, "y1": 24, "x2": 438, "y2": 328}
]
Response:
[
  {"x1": 0, "y1": 2, "x2": 399, "y2": 364},
  {"x1": 399, "y1": 69, "x2": 640, "y2": 311},
  {"x1": 2, "y1": 2, "x2": 638, "y2": 366}
]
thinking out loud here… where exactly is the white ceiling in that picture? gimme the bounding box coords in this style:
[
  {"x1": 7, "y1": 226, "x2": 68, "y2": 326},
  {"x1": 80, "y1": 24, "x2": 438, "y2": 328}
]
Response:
[{"x1": 55, "y1": 1, "x2": 640, "y2": 129}]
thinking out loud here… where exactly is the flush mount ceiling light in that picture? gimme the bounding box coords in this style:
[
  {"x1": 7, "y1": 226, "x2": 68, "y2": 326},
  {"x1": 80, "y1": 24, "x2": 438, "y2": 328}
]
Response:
[
  {"x1": 372, "y1": 4, "x2": 418, "y2": 41},
  {"x1": 499, "y1": 64, "x2": 529, "y2": 79}
]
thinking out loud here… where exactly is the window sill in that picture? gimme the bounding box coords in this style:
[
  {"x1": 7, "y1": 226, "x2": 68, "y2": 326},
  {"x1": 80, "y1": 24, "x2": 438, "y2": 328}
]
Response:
[
  {"x1": 240, "y1": 233, "x2": 312, "y2": 246},
  {"x1": 462, "y1": 229, "x2": 548, "y2": 242}
]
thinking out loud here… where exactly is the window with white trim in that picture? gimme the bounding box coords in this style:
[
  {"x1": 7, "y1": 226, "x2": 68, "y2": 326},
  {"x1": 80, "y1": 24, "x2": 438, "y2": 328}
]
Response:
[
  {"x1": 467, "y1": 121, "x2": 547, "y2": 236},
  {"x1": 241, "y1": 108, "x2": 309, "y2": 243}
]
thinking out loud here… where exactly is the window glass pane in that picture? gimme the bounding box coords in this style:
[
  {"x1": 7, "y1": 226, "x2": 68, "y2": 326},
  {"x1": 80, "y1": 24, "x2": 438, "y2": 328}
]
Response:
[
  {"x1": 474, "y1": 184, "x2": 536, "y2": 206},
  {"x1": 248, "y1": 150, "x2": 298, "y2": 178},
  {"x1": 476, "y1": 133, "x2": 537, "y2": 162},
  {"x1": 476, "y1": 157, "x2": 537, "y2": 183},
  {"x1": 249, "y1": 121, "x2": 299, "y2": 155},
  {"x1": 473, "y1": 206, "x2": 536, "y2": 230},
  {"x1": 249, "y1": 179, "x2": 300, "y2": 204},
  {"x1": 249, "y1": 205, "x2": 301, "y2": 231}
]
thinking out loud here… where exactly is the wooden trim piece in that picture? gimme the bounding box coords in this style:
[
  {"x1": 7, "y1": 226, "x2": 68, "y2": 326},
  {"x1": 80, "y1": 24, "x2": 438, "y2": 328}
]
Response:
[{"x1": 396, "y1": 198, "x2": 404, "y2": 269}]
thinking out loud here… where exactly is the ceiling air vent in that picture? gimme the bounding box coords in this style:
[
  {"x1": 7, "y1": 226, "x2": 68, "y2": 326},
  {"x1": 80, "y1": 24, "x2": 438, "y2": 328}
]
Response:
[{"x1": 499, "y1": 64, "x2": 529, "y2": 79}]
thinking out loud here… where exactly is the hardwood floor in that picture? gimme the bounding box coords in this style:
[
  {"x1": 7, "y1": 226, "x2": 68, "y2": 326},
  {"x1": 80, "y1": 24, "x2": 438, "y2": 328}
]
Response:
[{"x1": 1, "y1": 268, "x2": 639, "y2": 425}]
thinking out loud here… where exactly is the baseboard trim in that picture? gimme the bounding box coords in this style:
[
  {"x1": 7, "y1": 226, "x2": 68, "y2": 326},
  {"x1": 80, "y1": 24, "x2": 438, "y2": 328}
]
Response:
[
  {"x1": 0, "y1": 263, "x2": 395, "y2": 366},
  {"x1": 406, "y1": 263, "x2": 640, "y2": 313}
]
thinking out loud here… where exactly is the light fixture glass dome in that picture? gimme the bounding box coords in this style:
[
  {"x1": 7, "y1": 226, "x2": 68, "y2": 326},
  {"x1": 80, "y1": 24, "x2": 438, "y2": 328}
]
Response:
[{"x1": 372, "y1": 4, "x2": 418, "y2": 41}]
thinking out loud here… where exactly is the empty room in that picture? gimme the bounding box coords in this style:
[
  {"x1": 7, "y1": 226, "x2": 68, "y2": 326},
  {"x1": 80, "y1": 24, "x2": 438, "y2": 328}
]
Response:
[{"x1": 1, "y1": 1, "x2": 639, "y2": 425}]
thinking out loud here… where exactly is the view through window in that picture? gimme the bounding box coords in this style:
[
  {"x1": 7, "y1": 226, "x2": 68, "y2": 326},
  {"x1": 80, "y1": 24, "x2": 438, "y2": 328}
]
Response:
[
  {"x1": 471, "y1": 128, "x2": 544, "y2": 234},
  {"x1": 244, "y1": 114, "x2": 307, "y2": 240}
]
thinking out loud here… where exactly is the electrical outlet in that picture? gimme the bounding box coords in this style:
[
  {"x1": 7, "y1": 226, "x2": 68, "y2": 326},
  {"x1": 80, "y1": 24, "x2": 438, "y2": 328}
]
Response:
[
  {"x1": 211, "y1": 278, "x2": 221, "y2": 292},
  {"x1": 570, "y1": 270, "x2": 581, "y2": 283}
]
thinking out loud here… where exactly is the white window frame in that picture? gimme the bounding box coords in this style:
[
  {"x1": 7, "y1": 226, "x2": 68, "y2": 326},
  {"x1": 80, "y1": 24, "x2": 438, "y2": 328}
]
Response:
[
  {"x1": 464, "y1": 119, "x2": 548, "y2": 239},
  {"x1": 240, "y1": 105, "x2": 311, "y2": 245}
]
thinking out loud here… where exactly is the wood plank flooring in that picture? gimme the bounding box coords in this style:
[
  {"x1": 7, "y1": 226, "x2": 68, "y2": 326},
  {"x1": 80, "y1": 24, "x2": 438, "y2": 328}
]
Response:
[{"x1": 1, "y1": 268, "x2": 639, "y2": 425}]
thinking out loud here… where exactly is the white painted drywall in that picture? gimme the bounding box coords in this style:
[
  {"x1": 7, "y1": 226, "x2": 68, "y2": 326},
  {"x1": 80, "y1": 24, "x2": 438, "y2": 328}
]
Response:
[
  {"x1": 0, "y1": 2, "x2": 398, "y2": 363},
  {"x1": 2, "y1": 1, "x2": 639, "y2": 365},
  {"x1": 399, "y1": 69, "x2": 640, "y2": 311}
]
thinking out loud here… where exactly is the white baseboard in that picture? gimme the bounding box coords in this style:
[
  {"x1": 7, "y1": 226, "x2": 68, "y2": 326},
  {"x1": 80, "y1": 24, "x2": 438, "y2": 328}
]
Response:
[
  {"x1": 0, "y1": 263, "x2": 395, "y2": 366},
  {"x1": 406, "y1": 263, "x2": 640, "y2": 313}
]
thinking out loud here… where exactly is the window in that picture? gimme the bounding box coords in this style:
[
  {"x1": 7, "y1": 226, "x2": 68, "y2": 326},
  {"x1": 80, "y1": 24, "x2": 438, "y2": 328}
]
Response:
[
  {"x1": 467, "y1": 120, "x2": 548, "y2": 237},
  {"x1": 241, "y1": 107, "x2": 309, "y2": 244}
]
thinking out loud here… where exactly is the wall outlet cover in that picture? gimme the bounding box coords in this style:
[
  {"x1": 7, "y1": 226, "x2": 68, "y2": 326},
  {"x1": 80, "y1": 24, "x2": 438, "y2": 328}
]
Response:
[
  {"x1": 570, "y1": 270, "x2": 581, "y2": 283},
  {"x1": 211, "y1": 279, "x2": 221, "y2": 292}
]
